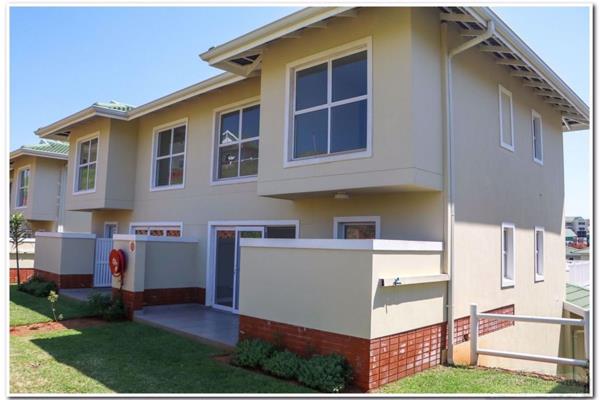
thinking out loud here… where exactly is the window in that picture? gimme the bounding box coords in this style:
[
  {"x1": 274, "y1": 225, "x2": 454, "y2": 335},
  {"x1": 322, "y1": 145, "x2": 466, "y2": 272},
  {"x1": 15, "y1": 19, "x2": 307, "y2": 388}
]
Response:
[
  {"x1": 499, "y1": 85, "x2": 514, "y2": 151},
  {"x1": 334, "y1": 216, "x2": 380, "y2": 239},
  {"x1": 532, "y1": 110, "x2": 543, "y2": 164},
  {"x1": 215, "y1": 104, "x2": 260, "y2": 180},
  {"x1": 16, "y1": 167, "x2": 30, "y2": 208},
  {"x1": 75, "y1": 137, "x2": 98, "y2": 192},
  {"x1": 534, "y1": 227, "x2": 544, "y2": 282},
  {"x1": 288, "y1": 41, "x2": 371, "y2": 163},
  {"x1": 130, "y1": 223, "x2": 182, "y2": 237},
  {"x1": 501, "y1": 223, "x2": 515, "y2": 287},
  {"x1": 265, "y1": 226, "x2": 297, "y2": 239},
  {"x1": 152, "y1": 121, "x2": 187, "y2": 189}
]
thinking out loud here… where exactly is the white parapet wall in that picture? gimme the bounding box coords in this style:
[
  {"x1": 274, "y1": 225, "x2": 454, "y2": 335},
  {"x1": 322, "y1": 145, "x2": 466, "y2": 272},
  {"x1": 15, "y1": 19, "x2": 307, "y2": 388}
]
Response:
[{"x1": 239, "y1": 239, "x2": 447, "y2": 340}]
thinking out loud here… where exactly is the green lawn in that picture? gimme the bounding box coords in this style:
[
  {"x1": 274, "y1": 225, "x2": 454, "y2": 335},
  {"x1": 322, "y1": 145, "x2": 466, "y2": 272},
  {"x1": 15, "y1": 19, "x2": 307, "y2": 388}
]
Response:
[
  {"x1": 378, "y1": 365, "x2": 586, "y2": 394},
  {"x1": 10, "y1": 322, "x2": 313, "y2": 394},
  {"x1": 10, "y1": 285, "x2": 95, "y2": 326}
]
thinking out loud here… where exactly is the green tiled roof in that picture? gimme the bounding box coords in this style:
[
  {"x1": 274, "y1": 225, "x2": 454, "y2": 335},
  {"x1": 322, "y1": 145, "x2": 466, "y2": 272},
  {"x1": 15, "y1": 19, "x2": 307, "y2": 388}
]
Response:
[
  {"x1": 566, "y1": 283, "x2": 589, "y2": 310},
  {"x1": 565, "y1": 228, "x2": 577, "y2": 238},
  {"x1": 93, "y1": 100, "x2": 134, "y2": 112},
  {"x1": 21, "y1": 139, "x2": 69, "y2": 155}
]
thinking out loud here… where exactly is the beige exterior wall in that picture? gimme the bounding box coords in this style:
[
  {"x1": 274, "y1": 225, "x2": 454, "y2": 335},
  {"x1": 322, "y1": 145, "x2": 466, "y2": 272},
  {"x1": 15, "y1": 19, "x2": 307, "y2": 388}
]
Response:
[
  {"x1": 112, "y1": 237, "x2": 199, "y2": 292},
  {"x1": 240, "y1": 244, "x2": 445, "y2": 339},
  {"x1": 34, "y1": 234, "x2": 95, "y2": 275},
  {"x1": 446, "y1": 21, "x2": 566, "y2": 374},
  {"x1": 257, "y1": 7, "x2": 443, "y2": 198},
  {"x1": 10, "y1": 154, "x2": 92, "y2": 232}
]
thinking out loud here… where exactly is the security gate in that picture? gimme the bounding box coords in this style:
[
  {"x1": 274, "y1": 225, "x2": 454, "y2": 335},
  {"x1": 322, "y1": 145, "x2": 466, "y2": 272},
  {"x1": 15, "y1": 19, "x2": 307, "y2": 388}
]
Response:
[{"x1": 94, "y1": 238, "x2": 113, "y2": 287}]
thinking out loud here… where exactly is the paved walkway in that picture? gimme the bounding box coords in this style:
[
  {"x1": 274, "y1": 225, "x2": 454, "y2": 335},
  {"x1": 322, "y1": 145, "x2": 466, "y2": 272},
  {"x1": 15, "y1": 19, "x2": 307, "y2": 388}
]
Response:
[
  {"x1": 133, "y1": 304, "x2": 239, "y2": 350},
  {"x1": 60, "y1": 287, "x2": 112, "y2": 302}
]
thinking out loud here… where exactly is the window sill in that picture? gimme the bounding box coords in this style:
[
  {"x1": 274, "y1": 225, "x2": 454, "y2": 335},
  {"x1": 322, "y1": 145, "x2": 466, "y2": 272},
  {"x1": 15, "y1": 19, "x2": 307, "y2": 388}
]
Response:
[
  {"x1": 500, "y1": 142, "x2": 515, "y2": 152},
  {"x1": 533, "y1": 158, "x2": 544, "y2": 166},
  {"x1": 534, "y1": 275, "x2": 544, "y2": 283},
  {"x1": 211, "y1": 176, "x2": 257, "y2": 186},
  {"x1": 73, "y1": 189, "x2": 96, "y2": 196},
  {"x1": 501, "y1": 279, "x2": 515, "y2": 289},
  {"x1": 150, "y1": 184, "x2": 185, "y2": 192},
  {"x1": 284, "y1": 149, "x2": 371, "y2": 168},
  {"x1": 14, "y1": 205, "x2": 27, "y2": 210}
]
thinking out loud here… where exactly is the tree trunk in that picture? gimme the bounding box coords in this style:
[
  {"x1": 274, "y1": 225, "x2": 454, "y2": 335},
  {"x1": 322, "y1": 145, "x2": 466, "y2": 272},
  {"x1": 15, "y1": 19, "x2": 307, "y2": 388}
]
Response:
[{"x1": 15, "y1": 241, "x2": 20, "y2": 286}]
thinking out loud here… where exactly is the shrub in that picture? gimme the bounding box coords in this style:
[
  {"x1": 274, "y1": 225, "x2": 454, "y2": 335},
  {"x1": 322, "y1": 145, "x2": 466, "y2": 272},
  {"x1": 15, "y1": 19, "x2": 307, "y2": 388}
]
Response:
[
  {"x1": 231, "y1": 339, "x2": 275, "y2": 368},
  {"x1": 19, "y1": 276, "x2": 58, "y2": 297},
  {"x1": 297, "y1": 353, "x2": 353, "y2": 393},
  {"x1": 262, "y1": 350, "x2": 303, "y2": 380},
  {"x1": 86, "y1": 292, "x2": 126, "y2": 321}
]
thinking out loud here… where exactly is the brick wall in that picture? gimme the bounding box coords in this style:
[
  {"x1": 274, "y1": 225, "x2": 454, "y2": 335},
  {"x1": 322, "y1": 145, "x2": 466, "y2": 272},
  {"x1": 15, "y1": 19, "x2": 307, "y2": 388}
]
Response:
[
  {"x1": 114, "y1": 287, "x2": 206, "y2": 319},
  {"x1": 9, "y1": 268, "x2": 34, "y2": 284},
  {"x1": 34, "y1": 269, "x2": 93, "y2": 289},
  {"x1": 239, "y1": 304, "x2": 515, "y2": 392}
]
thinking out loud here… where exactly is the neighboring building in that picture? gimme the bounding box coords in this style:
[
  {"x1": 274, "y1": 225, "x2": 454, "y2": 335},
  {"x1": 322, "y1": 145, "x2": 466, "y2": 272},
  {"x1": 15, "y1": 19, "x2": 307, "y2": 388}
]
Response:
[
  {"x1": 31, "y1": 7, "x2": 589, "y2": 391},
  {"x1": 9, "y1": 139, "x2": 91, "y2": 233},
  {"x1": 560, "y1": 283, "x2": 589, "y2": 382},
  {"x1": 566, "y1": 247, "x2": 590, "y2": 262},
  {"x1": 9, "y1": 139, "x2": 92, "y2": 283},
  {"x1": 565, "y1": 216, "x2": 590, "y2": 241},
  {"x1": 565, "y1": 228, "x2": 578, "y2": 244}
]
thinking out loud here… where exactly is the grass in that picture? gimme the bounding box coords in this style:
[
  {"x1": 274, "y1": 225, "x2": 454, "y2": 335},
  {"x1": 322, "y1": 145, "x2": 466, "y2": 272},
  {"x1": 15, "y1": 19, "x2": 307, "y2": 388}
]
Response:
[
  {"x1": 378, "y1": 365, "x2": 587, "y2": 394},
  {"x1": 10, "y1": 322, "x2": 314, "y2": 394},
  {"x1": 10, "y1": 285, "x2": 95, "y2": 326}
]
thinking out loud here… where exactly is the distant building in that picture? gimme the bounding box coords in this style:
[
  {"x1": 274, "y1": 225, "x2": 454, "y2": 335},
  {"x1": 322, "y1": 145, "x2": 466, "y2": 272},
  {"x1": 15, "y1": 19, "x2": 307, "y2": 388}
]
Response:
[
  {"x1": 565, "y1": 228, "x2": 578, "y2": 245},
  {"x1": 565, "y1": 216, "x2": 590, "y2": 241},
  {"x1": 566, "y1": 246, "x2": 590, "y2": 261}
]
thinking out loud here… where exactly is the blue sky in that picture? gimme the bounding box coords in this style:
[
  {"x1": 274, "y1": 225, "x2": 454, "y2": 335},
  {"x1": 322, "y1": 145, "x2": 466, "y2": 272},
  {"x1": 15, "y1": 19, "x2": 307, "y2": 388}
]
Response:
[{"x1": 9, "y1": 6, "x2": 590, "y2": 218}]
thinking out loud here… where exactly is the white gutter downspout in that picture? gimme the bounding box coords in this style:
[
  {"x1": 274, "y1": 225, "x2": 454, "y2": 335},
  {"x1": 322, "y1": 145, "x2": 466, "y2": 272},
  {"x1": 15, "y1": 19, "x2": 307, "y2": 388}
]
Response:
[{"x1": 442, "y1": 20, "x2": 495, "y2": 365}]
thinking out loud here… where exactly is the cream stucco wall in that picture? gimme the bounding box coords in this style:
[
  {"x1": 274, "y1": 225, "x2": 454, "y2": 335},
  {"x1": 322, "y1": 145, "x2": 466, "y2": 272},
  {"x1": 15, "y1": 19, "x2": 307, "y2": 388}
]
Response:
[
  {"x1": 257, "y1": 7, "x2": 443, "y2": 198},
  {"x1": 34, "y1": 234, "x2": 95, "y2": 275},
  {"x1": 446, "y1": 20, "x2": 567, "y2": 374},
  {"x1": 240, "y1": 244, "x2": 445, "y2": 339}
]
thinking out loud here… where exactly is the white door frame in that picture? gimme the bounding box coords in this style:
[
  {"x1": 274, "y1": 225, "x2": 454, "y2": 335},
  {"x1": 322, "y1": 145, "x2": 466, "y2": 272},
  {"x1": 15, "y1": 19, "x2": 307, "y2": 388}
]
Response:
[
  {"x1": 103, "y1": 222, "x2": 118, "y2": 238},
  {"x1": 206, "y1": 220, "x2": 299, "y2": 313}
]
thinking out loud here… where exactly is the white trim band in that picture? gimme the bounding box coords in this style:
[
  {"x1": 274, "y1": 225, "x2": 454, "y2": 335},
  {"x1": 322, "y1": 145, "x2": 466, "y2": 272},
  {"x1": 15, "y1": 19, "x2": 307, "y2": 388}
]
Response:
[
  {"x1": 35, "y1": 232, "x2": 96, "y2": 239},
  {"x1": 240, "y1": 238, "x2": 443, "y2": 252},
  {"x1": 113, "y1": 234, "x2": 199, "y2": 243}
]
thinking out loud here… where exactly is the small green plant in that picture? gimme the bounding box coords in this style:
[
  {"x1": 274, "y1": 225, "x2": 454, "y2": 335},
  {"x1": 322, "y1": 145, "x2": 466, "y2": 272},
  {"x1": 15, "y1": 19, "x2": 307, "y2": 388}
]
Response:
[
  {"x1": 19, "y1": 276, "x2": 58, "y2": 297},
  {"x1": 231, "y1": 339, "x2": 275, "y2": 368},
  {"x1": 297, "y1": 353, "x2": 353, "y2": 393},
  {"x1": 262, "y1": 350, "x2": 303, "y2": 380},
  {"x1": 47, "y1": 290, "x2": 63, "y2": 322},
  {"x1": 86, "y1": 292, "x2": 126, "y2": 321}
]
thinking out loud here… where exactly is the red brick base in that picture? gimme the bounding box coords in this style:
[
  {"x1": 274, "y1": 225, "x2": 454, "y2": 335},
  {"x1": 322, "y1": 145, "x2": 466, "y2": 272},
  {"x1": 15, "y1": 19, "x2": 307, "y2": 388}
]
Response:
[
  {"x1": 239, "y1": 304, "x2": 515, "y2": 392},
  {"x1": 10, "y1": 268, "x2": 34, "y2": 284},
  {"x1": 454, "y1": 304, "x2": 515, "y2": 344},
  {"x1": 113, "y1": 287, "x2": 206, "y2": 319},
  {"x1": 33, "y1": 269, "x2": 93, "y2": 289}
]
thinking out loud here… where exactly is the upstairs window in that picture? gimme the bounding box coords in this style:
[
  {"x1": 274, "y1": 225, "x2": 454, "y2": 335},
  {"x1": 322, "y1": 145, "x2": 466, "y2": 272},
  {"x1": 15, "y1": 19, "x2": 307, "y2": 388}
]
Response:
[
  {"x1": 152, "y1": 121, "x2": 186, "y2": 189},
  {"x1": 501, "y1": 223, "x2": 515, "y2": 287},
  {"x1": 75, "y1": 137, "x2": 98, "y2": 192},
  {"x1": 532, "y1": 110, "x2": 543, "y2": 164},
  {"x1": 534, "y1": 227, "x2": 544, "y2": 282},
  {"x1": 499, "y1": 85, "x2": 514, "y2": 151},
  {"x1": 289, "y1": 41, "x2": 371, "y2": 163},
  {"x1": 16, "y1": 167, "x2": 30, "y2": 207},
  {"x1": 334, "y1": 216, "x2": 380, "y2": 239},
  {"x1": 131, "y1": 223, "x2": 182, "y2": 237},
  {"x1": 215, "y1": 104, "x2": 260, "y2": 181}
]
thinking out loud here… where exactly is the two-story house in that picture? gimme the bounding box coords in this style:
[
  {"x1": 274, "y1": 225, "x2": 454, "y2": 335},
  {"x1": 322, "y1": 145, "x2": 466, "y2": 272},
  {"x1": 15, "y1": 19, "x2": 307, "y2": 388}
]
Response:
[{"x1": 32, "y1": 7, "x2": 589, "y2": 391}]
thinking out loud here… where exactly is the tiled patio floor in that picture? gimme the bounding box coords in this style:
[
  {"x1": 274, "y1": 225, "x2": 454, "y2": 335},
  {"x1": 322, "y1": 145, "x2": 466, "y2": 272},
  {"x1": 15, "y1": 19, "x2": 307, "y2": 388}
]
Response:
[{"x1": 133, "y1": 304, "x2": 239, "y2": 349}]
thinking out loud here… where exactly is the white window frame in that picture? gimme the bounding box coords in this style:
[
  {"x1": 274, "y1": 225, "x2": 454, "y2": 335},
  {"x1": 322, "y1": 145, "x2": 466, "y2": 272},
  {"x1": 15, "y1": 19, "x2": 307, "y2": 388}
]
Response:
[
  {"x1": 534, "y1": 226, "x2": 544, "y2": 282},
  {"x1": 531, "y1": 109, "x2": 544, "y2": 165},
  {"x1": 129, "y1": 221, "x2": 184, "y2": 237},
  {"x1": 103, "y1": 221, "x2": 119, "y2": 238},
  {"x1": 73, "y1": 133, "x2": 99, "y2": 195},
  {"x1": 333, "y1": 216, "x2": 381, "y2": 239},
  {"x1": 501, "y1": 222, "x2": 516, "y2": 288},
  {"x1": 283, "y1": 37, "x2": 373, "y2": 168},
  {"x1": 210, "y1": 97, "x2": 261, "y2": 185},
  {"x1": 498, "y1": 85, "x2": 514, "y2": 152},
  {"x1": 150, "y1": 118, "x2": 188, "y2": 192},
  {"x1": 15, "y1": 165, "x2": 30, "y2": 209}
]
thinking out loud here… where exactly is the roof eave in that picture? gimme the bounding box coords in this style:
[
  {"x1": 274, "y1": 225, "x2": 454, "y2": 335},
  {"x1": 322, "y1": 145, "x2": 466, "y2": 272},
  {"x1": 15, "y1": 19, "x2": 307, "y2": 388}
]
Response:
[
  {"x1": 199, "y1": 7, "x2": 354, "y2": 66},
  {"x1": 10, "y1": 148, "x2": 69, "y2": 161},
  {"x1": 35, "y1": 106, "x2": 129, "y2": 138},
  {"x1": 465, "y1": 7, "x2": 590, "y2": 125}
]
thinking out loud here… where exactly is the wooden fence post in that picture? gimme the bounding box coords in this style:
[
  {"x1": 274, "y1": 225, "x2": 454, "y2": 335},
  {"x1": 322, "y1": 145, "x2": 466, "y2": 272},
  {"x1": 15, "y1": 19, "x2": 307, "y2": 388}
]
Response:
[{"x1": 470, "y1": 303, "x2": 478, "y2": 365}]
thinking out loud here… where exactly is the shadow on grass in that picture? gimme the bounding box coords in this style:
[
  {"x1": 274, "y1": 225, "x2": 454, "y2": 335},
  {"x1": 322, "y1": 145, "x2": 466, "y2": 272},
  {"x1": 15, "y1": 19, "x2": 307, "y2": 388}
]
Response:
[{"x1": 29, "y1": 322, "x2": 312, "y2": 393}]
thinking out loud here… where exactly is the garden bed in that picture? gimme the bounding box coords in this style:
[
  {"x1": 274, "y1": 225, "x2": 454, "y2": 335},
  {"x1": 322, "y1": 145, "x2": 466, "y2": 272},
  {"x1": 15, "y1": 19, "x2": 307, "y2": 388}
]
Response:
[{"x1": 10, "y1": 317, "x2": 107, "y2": 336}]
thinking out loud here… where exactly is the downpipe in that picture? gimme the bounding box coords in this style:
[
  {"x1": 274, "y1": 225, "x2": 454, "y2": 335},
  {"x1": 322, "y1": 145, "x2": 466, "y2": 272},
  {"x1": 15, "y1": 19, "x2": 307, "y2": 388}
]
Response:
[{"x1": 442, "y1": 20, "x2": 495, "y2": 365}]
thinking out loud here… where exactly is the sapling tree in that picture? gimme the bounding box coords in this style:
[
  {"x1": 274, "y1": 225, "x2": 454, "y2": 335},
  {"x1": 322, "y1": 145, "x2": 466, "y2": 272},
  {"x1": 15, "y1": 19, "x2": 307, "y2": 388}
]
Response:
[{"x1": 9, "y1": 213, "x2": 30, "y2": 286}]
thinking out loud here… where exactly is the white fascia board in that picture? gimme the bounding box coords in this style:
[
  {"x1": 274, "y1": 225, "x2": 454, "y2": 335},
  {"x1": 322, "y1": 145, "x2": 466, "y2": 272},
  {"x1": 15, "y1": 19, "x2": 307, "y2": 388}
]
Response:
[
  {"x1": 199, "y1": 7, "x2": 355, "y2": 65},
  {"x1": 10, "y1": 149, "x2": 68, "y2": 161},
  {"x1": 240, "y1": 238, "x2": 443, "y2": 252},
  {"x1": 36, "y1": 106, "x2": 128, "y2": 138},
  {"x1": 465, "y1": 7, "x2": 589, "y2": 124},
  {"x1": 35, "y1": 232, "x2": 96, "y2": 239},
  {"x1": 563, "y1": 301, "x2": 587, "y2": 318}
]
